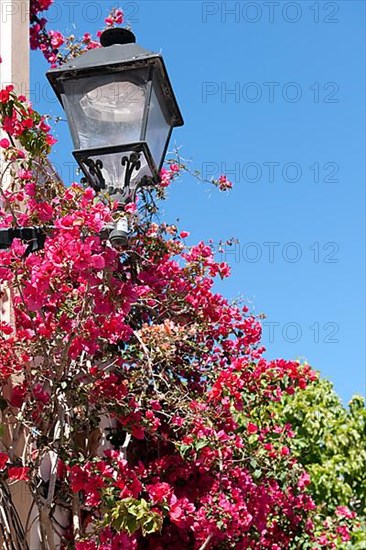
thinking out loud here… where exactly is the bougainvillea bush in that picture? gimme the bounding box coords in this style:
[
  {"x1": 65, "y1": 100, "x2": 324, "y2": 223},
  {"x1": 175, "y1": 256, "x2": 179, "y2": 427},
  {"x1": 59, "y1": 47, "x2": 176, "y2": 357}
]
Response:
[{"x1": 0, "y1": 2, "x2": 364, "y2": 548}]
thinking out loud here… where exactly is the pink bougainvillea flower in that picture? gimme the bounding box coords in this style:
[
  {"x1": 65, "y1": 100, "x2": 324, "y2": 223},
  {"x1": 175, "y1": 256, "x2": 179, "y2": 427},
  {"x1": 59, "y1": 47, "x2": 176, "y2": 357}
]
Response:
[
  {"x1": 0, "y1": 453, "x2": 9, "y2": 471},
  {"x1": 298, "y1": 471, "x2": 311, "y2": 489},
  {"x1": 147, "y1": 482, "x2": 172, "y2": 504},
  {"x1": 217, "y1": 174, "x2": 233, "y2": 190},
  {"x1": 0, "y1": 138, "x2": 10, "y2": 148},
  {"x1": 49, "y1": 30, "x2": 64, "y2": 48},
  {"x1": 247, "y1": 422, "x2": 258, "y2": 434},
  {"x1": 45, "y1": 134, "x2": 57, "y2": 146},
  {"x1": 124, "y1": 202, "x2": 137, "y2": 214},
  {"x1": 8, "y1": 466, "x2": 30, "y2": 481},
  {"x1": 335, "y1": 506, "x2": 356, "y2": 519},
  {"x1": 0, "y1": 322, "x2": 13, "y2": 335},
  {"x1": 0, "y1": 85, "x2": 14, "y2": 103}
]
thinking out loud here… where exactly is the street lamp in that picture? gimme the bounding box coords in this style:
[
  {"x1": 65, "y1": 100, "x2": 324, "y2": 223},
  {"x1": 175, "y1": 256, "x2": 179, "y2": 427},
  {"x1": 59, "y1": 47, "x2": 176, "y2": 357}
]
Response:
[{"x1": 46, "y1": 27, "x2": 184, "y2": 207}]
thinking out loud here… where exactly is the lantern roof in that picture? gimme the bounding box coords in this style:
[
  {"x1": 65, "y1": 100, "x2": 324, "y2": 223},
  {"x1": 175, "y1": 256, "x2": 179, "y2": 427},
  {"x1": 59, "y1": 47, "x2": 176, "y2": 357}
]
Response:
[{"x1": 46, "y1": 28, "x2": 184, "y2": 128}]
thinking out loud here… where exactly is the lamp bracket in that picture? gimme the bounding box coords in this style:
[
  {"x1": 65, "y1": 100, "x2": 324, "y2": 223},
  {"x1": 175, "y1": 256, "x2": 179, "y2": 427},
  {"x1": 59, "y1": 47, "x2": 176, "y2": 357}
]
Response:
[{"x1": 0, "y1": 227, "x2": 46, "y2": 256}]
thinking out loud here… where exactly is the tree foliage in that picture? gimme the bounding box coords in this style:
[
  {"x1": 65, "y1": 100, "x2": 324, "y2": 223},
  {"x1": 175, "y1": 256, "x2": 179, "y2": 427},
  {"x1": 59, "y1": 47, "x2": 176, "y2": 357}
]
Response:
[{"x1": 273, "y1": 377, "x2": 366, "y2": 548}]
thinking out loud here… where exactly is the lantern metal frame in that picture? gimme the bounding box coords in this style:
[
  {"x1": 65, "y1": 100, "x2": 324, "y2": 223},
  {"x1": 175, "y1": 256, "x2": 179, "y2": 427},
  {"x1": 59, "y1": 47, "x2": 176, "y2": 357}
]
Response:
[{"x1": 73, "y1": 142, "x2": 157, "y2": 199}]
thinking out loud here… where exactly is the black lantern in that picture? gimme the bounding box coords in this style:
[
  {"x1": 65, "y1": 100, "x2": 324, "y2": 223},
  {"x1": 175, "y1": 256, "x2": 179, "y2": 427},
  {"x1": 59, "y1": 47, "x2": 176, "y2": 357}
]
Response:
[{"x1": 46, "y1": 28, "x2": 184, "y2": 205}]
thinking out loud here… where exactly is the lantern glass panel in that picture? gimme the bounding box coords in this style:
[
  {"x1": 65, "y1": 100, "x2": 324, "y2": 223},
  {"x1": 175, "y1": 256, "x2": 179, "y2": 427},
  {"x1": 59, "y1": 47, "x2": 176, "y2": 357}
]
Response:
[
  {"x1": 80, "y1": 149, "x2": 153, "y2": 191},
  {"x1": 62, "y1": 69, "x2": 149, "y2": 150},
  {"x1": 145, "y1": 85, "x2": 171, "y2": 168}
]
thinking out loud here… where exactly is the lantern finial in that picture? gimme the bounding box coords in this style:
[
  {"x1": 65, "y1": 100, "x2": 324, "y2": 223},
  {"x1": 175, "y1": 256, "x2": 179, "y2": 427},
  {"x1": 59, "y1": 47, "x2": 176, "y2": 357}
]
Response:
[{"x1": 100, "y1": 27, "x2": 136, "y2": 47}]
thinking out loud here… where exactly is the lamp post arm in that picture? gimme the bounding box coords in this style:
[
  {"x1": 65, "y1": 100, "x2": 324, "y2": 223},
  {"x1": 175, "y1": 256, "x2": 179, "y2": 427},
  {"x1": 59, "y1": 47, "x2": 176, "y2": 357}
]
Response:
[{"x1": 0, "y1": 227, "x2": 47, "y2": 255}]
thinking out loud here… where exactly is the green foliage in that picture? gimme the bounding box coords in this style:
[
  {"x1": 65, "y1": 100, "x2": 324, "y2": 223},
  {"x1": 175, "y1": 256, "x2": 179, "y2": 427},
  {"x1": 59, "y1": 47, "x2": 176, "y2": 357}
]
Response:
[
  {"x1": 274, "y1": 374, "x2": 366, "y2": 546},
  {"x1": 278, "y1": 377, "x2": 366, "y2": 515},
  {"x1": 102, "y1": 497, "x2": 163, "y2": 536}
]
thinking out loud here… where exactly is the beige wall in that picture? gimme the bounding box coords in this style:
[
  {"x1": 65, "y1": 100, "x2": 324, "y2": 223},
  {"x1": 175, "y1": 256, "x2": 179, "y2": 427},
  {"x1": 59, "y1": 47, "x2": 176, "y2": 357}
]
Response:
[
  {"x1": 0, "y1": 0, "x2": 30, "y2": 322},
  {"x1": 0, "y1": 0, "x2": 30, "y2": 332},
  {"x1": 0, "y1": 2, "x2": 34, "y2": 547},
  {"x1": 0, "y1": 0, "x2": 30, "y2": 91},
  {"x1": 0, "y1": 0, "x2": 30, "y2": 341}
]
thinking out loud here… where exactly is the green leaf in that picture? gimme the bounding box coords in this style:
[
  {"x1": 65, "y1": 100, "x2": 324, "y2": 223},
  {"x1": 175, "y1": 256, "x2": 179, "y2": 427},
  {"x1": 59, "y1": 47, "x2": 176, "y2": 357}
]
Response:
[
  {"x1": 195, "y1": 439, "x2": 207, "y2": 451},
  {"x1": 141, "y1": 512, "x2": 163, "y2": 536}
]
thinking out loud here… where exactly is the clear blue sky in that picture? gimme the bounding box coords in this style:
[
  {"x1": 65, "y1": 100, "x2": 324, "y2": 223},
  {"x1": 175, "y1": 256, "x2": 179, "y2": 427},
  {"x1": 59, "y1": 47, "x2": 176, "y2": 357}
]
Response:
[{"x1": 30, "y1": 0, "x2": 365, "y2": 403}]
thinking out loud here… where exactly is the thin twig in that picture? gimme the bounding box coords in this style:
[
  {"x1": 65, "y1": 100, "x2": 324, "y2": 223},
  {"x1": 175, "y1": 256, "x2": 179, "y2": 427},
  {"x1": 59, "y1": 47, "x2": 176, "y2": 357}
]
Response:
[
  {"x1": 72, "y1": 492, "x2": 81, "y2": 542},
  {"x1": 121, "y1": 432, "x2": 131, "y2": 460},
  {"x1": 198, "y1": 534, "x2": 213, "y2": 550}
]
